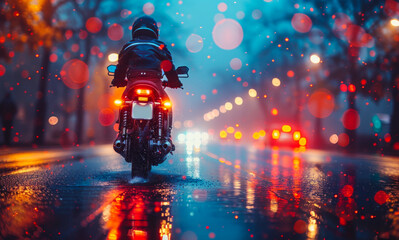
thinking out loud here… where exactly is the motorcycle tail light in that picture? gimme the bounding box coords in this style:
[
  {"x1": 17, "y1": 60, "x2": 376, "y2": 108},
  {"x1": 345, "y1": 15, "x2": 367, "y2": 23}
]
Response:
[
  {"x1": 136, "y1": 89, "x2": 152, "y2": 96},
  {"x1": 114, "y1": 99, "x2": 123, "y2": 106},
  {"x1": 163, "y1": 101, "x2": 172, "y2": 108}
]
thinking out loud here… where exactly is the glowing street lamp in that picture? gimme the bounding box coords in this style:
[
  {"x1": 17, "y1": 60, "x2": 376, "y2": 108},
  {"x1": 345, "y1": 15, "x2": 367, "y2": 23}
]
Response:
[
  {"x1": 108, "y1": 53, "x2": 119, "y2": 62},
  {"x1": 391, "y1": 18, "x2": 399, "y2": 27},
  {"x1": 310, "y1": 54, "x2": 321, "y2": 64}
]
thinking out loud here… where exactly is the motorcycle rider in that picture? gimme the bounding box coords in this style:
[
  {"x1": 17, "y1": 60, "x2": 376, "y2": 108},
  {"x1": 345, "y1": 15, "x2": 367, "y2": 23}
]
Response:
[{"x1": 112, "y1": 16, "x2": 183, "y2": 153}]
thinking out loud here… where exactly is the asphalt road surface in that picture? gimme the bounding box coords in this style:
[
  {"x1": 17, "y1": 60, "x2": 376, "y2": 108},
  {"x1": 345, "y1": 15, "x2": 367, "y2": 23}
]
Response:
[{"x1": 0, "y1": 142, "x2": 398, "y2": 240}]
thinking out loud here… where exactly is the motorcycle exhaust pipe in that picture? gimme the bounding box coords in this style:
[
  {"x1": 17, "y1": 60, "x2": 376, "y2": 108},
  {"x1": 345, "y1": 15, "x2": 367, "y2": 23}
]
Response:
[{"x1": 113, "y1": 139, "x2": 125, "y2": 153}]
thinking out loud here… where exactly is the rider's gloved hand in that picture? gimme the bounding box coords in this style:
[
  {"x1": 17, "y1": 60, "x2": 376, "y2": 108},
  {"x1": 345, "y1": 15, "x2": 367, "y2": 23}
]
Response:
[{"x1": 112, "y1": 78, "x2": 127, "y2": 87}]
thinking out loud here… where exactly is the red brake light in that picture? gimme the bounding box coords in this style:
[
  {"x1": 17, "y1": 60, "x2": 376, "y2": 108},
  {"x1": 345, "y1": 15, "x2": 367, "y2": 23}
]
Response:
[{"x1": 136, "y1": 89, "x2": 152, "y2": 96}]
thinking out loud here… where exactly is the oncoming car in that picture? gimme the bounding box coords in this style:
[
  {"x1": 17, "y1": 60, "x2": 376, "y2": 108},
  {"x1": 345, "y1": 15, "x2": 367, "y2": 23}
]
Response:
[{"x1": 269, "y1": 124, "x2": 307, "y2": 148}]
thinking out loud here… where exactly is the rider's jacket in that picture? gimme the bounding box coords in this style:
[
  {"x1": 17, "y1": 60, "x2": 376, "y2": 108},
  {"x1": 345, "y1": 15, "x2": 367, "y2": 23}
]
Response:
[{"x1": 113, "y1": 36, "x2": 182, "y2": 89}]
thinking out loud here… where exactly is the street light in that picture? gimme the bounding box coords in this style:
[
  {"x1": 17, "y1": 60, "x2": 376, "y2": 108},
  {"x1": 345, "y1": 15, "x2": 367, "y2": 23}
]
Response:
[
  {"x1": 391, "y1": 18, "x2": 399, "y2": 27},
  {"x1": 108, "y1": 53, "x2": 118, "y2": 62}
]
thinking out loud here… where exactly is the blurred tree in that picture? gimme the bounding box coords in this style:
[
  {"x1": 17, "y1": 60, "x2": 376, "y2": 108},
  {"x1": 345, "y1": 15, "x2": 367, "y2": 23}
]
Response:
[{"x1": 2, "y1": 0, "x2": 71, "y2": 145}]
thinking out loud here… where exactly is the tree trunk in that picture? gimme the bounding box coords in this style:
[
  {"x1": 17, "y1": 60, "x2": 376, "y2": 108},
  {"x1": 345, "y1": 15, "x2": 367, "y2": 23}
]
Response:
[{"x1": 33, "y1": 47, "x2": 51, "y2": 145}]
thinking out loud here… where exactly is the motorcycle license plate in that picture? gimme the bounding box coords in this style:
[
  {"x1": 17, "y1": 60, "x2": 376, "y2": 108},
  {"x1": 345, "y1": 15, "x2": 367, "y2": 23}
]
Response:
[{"x1": 132, "y1": 102, "x2": 153, "y2": 120}]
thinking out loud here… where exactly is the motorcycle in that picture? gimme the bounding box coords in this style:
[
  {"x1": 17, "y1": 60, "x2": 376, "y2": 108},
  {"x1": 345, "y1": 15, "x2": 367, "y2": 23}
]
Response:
[{"x1": 107, "y1": 65, "x2": 189, "y2": 178}]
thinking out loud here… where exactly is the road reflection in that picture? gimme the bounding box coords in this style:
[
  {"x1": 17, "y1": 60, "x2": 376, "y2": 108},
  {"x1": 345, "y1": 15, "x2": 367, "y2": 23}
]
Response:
[{"x1": 101, "y1": 186, "x2": 175, "y2": 240}]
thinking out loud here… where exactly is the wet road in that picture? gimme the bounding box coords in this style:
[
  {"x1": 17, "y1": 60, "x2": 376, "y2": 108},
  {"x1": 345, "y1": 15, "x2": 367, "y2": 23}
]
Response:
[{"x1": 1, "y1": 143, "x2": 399, "y2": 240}]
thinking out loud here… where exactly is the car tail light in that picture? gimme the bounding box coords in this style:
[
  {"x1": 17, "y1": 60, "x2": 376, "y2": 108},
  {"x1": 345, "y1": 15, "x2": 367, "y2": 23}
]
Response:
[
  {"x1": 293, "y1": 131, "x2": 301, "y2": 141},
  {"x1": 272, "y1": 130, "x2": 280, "y2": 140},
  {"x1": 299, "y1": 137, "x2": 307, "y2": 146},
  {"x1": 136, "y1": 89, "x2": 152, "y2": 96},
  {"x1": 282, "y1": 125, "x2": 292, "y2": 133}
]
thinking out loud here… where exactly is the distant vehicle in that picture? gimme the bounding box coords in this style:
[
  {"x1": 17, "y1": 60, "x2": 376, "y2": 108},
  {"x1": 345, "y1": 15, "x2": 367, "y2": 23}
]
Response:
[{"x1": 268, "y1": 124, "x2": 307, "y2": 148}]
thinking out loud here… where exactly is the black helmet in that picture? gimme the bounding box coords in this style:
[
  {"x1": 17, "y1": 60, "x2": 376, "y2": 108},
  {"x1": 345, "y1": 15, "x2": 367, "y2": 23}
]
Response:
[{"x1": 132, "y1": 16, "x2": 159, "y2": 39}]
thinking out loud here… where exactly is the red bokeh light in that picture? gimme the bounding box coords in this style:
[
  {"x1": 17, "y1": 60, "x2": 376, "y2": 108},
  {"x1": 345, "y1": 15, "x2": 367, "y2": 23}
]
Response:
[
  {"x1": 293, "y1": 220, "x2": 307, "y2": 234},
  {"x1": 384, "y1": 0, "x2": 399, "y2": 17},
  {"x1": 307, "y1": 89, "x2": 335, "y2": 118},
  {"x1": 291, "y1": 13, "x2": 312, "y2": 33},
  {"x1": 271, "y1": 108, "x2": 278, "y2": 116},
  {"x1": 341, "y1": 185, "x2": 354, "y2": 198},
  {"x1": 338, "y1": 133, "x2": 350, "y2": 147},
  {"x1": 86, "y1": 17, "x2": 103, "y2": 34},
  {"x1": 79, "y1": 30, "x2": 88, "y2": 40},
  {"x1": 342, "y1": 109, "x2": 360, "y2": 130},
  {"x1": 348, "y1": 84, "x2": 356, "y2": 92},
  {"x1": 108, "y1": 23, "x2": 124, "y2": 41},
  {"x1": 49, "y1": 53, "x2": 58, "y2": 63},
  {"x1": 340, "y1": 84, "x2": 348, "y2": 92},
  {"x1": 60, "y1": 59, "x2": 89, "y2": 89},
  {"x1": 65, "y1": 30, "x2": 73, "y2": 40},
  {"x1": 374, "y1": 190, "x2": 389, "y2": 205},
  {"x1": 287, "y1": 70, "x2": 295, "y2": 78},
  {"x1": 0, "y1": 64, "x2": 5, "y2": 77},
  {"x1": 98, "y1": 108, "x2": 115, "y2": 126}
]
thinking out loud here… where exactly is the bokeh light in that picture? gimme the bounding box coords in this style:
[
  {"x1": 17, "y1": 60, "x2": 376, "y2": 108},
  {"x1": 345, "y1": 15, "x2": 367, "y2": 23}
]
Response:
[
  {"x1": 227, "y1": 126, "x2": 235, "y2": 134},
  {"x1": 252, "y1": 9, "x2": 262, "y2": 20},
  {"x1": 248, "y1": 89, "x2": 257, "y2": 98},
  {"x1": 342, "y1": 109, "x2": 360, "y2": 130},
  {"x1": 98, "y1": 108, "x2": 115, "y2": 126},
  {"x1": 0, "y1": 64, "x2": 6, "y2": 77},
  {"x1": 212, "y1": 19, "x2": 243, "y2": 50},
  {"x1": 219, "y1": 105, "x2": 227, "y2": 113},
  {"x1": 234, "y1": 131, "x2": 242, "y2": 140},
  {"x1": 374, "y1": 190, "x2": 389, "y2": 205},
  {"x1": 186, "y1": 34, "x2": 203, "y2": 53},
  {"x1": 293, "y1": 220, "x2": 307, "y2": 234},
  {"x1": 108, "y1": 23, "x2": 124, "y2": 41},
  {"x1": 307, "y1": 89, "x2": 335, "y2": 118},
  {"x1": 272, "y1": 78, "x2": 281, "y2": 87},
  {"x1": 217, "y1": 2, "x2": 227, "y2": 12},
  {"x1": 48, "y1": 116, "x2": 59, "y2": 126},
  {"x1": 236, "y1": 11, "x2": 245, "y2": 19},
  {"x1": 310, "y1": 54, "x2": 321, "y2": 64},
  {"x1": 60, "y1": 59, "x2": 89, "y2": 89},
  {"x1": 108, "y1": 53, "x2": 118, "y2": 62},
  {"x1": 143, "y1": 2, "x2": 155, "y2": 15},
  {"x1": 230, "y1": 58, "x2": 242, "y2": 70},
  {"x1": 341, "y1": 185, "x2": 354, "y2": 198},
  {"x1": 271, "y1": 108, "x2": 278, "y2": 116},
  {"x1": 291, "y1": 13, "x2": 312, "y2": 33},
  {"x1": 287, "y1": 70, "x2": 295, "y2": 78},
  {"x1": 225, "y1": 102, "x2": 233, "y2": 110},
  {"x1": 86, "y1": 17, "x2": 102, "y2": 33},
  {"x1": 391, "y1": 19, "x2": 399, "y2": 27},
  {"x1": 338, "y1": 133, "x2": 350, "y2": 147},
  {"x1": 234, "y1": 97, "x2": 243, "y2": 105},
  {"x1": 220, "y1": 130, "x2": 227, "y2": 138},
  {"x1": 49, "y1": 53, "x2": 58, "y2": 63},
  {"x1": 329, "y1": 134, "x2": 339, "y2": 144}
]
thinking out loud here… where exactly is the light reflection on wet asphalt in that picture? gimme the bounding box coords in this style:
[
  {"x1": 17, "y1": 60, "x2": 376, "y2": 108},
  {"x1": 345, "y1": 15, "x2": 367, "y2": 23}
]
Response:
[{"x1": 0, "y1": 144, "x2": 398, "y2": 240}]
